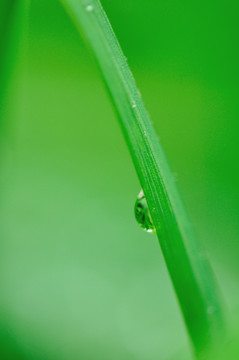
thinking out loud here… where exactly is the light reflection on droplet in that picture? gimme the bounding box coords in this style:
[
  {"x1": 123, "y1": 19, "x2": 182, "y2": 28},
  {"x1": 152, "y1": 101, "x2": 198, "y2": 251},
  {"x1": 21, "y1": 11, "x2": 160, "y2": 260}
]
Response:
[{"x1": 86, "y1": 4, "x2": 94, "y2": 12}]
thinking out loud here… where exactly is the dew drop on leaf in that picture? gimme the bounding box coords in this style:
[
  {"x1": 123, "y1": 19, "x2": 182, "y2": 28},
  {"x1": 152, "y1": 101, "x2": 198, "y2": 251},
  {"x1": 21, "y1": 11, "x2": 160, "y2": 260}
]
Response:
[{"x1": 134, "y1": 190, "x2": 155, "y2": 233}]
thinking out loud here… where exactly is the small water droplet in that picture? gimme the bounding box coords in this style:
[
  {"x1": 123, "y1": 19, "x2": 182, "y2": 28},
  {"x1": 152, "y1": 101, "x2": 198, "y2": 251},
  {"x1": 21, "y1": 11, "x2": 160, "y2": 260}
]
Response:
[
  {"x1": 86, "y1": 4, "x2": 94, "y2": 12},
  {"x1": 134, "y1": 190, "x2": 155, "y2": 233},
  {"x1": 131, "y1": 100, "x2": 136, "y2": 109}
]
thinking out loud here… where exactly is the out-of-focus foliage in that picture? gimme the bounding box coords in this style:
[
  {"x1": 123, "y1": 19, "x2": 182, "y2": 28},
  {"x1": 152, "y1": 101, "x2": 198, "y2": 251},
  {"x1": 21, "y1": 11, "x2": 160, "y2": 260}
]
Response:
[{"x1": 0, "y1": 1, "x2": 238, "y2": 359}]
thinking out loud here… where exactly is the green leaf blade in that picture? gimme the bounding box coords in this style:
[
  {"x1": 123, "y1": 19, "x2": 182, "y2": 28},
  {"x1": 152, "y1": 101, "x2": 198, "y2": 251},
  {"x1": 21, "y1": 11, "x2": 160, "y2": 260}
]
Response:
[{"x1": 61, "y1": 0, "x2": 225, "y2": 356}]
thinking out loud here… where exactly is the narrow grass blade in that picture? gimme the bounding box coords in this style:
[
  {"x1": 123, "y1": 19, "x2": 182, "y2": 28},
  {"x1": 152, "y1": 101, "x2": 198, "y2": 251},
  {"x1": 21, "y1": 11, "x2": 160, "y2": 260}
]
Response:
[
  {"x1": 61, "y1": 0, "x2": 225, "y2": 356},
  {"x1": 0, "y1": 0, "x2": 27, "y2": 123}
]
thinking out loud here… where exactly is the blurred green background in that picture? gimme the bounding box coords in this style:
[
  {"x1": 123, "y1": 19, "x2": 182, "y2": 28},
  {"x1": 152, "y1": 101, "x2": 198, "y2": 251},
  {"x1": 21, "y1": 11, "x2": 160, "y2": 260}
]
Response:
[{"x1": 0, "y1": 0, "x2": 239, "y2": 359}]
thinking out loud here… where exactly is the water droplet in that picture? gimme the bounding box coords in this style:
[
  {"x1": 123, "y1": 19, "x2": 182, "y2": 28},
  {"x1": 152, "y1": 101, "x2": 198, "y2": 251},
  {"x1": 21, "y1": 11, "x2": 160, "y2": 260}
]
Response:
[
  {"x1": 86, "y1": 4, "x2": 94, "y2": 12},
  {"x1": 131, "y1": 100, "x2": 136, "y2": 109},
  {"x1": 134, "y1": 190, "x2": 155, "y2": 233}
]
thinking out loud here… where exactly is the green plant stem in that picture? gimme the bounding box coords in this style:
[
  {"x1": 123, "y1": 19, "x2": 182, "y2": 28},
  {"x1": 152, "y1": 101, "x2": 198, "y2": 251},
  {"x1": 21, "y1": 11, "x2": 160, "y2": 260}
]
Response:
[
  {"x1": 61, "y1": 0, "x2": 225, "y2": 356},
  {"x1": 0, "y1": 0, "x2": 26, "y2": 124}
]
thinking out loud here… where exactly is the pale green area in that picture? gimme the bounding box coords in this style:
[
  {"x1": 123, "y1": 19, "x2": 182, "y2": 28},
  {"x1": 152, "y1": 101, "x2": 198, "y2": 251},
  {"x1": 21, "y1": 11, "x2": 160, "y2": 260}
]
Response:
[{"x1": 0, "y1": 1, "x2": 238, "y2": 359}]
